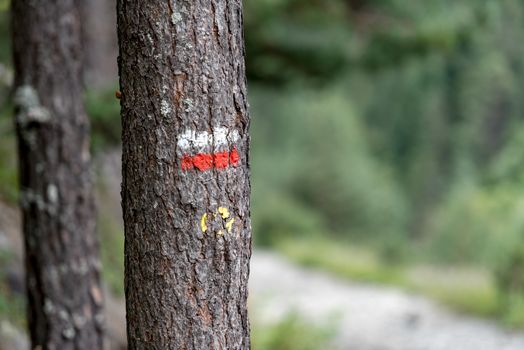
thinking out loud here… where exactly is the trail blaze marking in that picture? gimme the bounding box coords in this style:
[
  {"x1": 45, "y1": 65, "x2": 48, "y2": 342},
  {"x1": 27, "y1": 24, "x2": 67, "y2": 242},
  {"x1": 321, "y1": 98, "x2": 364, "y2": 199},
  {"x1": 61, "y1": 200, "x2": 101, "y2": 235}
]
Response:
[
  {"x1": 181, "y1": 156, "x2": 194, "y2": 170},
  {"x1": 218, "y1": 207, "x2": 230, "y2": 219},
  {"x1": 230, "y1": 148, "x2": 240, "y2": 165},
  {"x1": 225, "y1": 218, "x2": 235, "y2": 234},
  {"x1": 192, "y1": 153, "x2": 213, "y2": 171},
  {"x1": 199, "y1": 207, "x2": 237, "y2": 237},
  {"x1": 214, "y1": 151, "x2": 230, "y2": 169},
  {"x1": 178, "y1": 127, "x2": 240, "y2": 171},
  {"x1": 200, "y1": 213, "x2": 208, "y2": 233}
]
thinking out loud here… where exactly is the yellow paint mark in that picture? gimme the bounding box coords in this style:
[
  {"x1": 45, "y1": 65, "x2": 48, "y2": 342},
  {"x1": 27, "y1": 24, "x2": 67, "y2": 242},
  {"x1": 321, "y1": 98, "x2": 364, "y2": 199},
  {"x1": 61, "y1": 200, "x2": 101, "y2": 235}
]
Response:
[
  {"x1": 200, "y1": 213, "x2": 208, "y2": 233},
  {"x1": 218, "y1": 207, "x2": 230, "y2": 219},
  {"x1": 225, "y1": 218, "x2": 235, "y2": 233}
]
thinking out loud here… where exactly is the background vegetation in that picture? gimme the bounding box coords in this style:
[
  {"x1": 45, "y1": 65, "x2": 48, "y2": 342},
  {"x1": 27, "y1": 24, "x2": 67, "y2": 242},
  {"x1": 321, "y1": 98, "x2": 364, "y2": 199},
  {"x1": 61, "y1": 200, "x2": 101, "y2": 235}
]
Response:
[
  {"x1": 246, "y1": 0, "x2": 524, "y2": 327},
  {"x1": 1, "y1": 0, "x2": 524, "y2": 346}
]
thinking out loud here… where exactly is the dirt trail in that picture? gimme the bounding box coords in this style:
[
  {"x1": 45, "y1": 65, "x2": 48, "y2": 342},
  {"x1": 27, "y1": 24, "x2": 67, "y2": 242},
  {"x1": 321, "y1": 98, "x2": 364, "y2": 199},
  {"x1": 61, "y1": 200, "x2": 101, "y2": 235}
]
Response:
[{"x1": 250, "y1": 251, "x2": 524, "y2": 350}]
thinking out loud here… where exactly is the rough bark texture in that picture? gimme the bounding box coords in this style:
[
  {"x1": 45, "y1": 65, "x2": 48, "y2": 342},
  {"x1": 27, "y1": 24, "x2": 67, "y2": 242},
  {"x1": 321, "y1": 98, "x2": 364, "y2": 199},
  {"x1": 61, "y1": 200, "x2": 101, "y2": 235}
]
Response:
[
  {"x1": 11, "y1": 1, "x2": 104, "y2": 349},
  {"x1": 117, "y1": 1, "x2": 251, "y2": 349}
]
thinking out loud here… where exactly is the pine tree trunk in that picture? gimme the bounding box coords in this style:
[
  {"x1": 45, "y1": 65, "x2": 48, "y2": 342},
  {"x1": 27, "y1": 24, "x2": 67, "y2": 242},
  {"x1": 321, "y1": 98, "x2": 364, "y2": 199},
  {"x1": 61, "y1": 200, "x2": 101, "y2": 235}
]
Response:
[
  {"x1": 117, "y1": 1, "x2": 252, "y2": 349},
  {"x1": 11, "y1": 1, "x2": 104, "y2": 349}
]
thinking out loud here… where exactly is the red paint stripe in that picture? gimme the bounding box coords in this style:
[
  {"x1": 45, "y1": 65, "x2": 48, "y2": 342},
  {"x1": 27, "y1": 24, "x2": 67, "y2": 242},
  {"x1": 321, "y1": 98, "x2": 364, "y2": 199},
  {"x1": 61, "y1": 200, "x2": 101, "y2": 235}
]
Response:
[
  {"x1": 230, "y1": 148, "x2": 240, "y2": 166},
  {"x1": 193, "y1": 153, "x2": 213, "y2": 171},
  {"x1": 181, "y1": 156, "x2": 194, "y2": 171},
  {"x1": 181, "y1": 149, "x2": 240, "y2": 171},
  {"x1": 214, "y1": 151, "x2": 230, "y2": 169}
]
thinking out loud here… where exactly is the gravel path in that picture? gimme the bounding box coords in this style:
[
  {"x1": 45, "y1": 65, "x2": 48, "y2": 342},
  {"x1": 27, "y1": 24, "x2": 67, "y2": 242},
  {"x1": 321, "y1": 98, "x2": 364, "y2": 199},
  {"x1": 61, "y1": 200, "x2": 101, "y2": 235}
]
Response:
[{"x1": 250, "y1": 251, "x2": 524, "y2": 350}]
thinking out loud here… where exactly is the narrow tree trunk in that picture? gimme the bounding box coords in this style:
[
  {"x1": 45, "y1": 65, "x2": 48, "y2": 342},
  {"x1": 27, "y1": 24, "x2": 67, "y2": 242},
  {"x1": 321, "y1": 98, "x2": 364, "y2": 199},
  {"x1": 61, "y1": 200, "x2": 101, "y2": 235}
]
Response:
[
  {"x1": 11, "y1": 1, "x2": 104, "y2": 349},
  {"x1": 117, "y1": 1, "x2": 251, "y2": 349}
]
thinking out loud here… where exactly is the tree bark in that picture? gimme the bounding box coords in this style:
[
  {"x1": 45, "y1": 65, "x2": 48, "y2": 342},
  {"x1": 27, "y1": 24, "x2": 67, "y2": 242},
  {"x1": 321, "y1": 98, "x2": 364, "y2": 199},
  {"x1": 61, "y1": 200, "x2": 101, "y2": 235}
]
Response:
[
  {"x1": 11, "y1": 1, "x2": 104, "y2": 349},
  {"x1": 117, "y1": 1, "x2": 251, "y2": 349}
]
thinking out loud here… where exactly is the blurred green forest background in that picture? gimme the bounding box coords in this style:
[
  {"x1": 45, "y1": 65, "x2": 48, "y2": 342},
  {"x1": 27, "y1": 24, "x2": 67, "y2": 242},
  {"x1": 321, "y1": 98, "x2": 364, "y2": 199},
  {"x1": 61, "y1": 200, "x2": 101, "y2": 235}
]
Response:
[{"x1": 2, "y1": 0, "x2": 524, "y2": 340}]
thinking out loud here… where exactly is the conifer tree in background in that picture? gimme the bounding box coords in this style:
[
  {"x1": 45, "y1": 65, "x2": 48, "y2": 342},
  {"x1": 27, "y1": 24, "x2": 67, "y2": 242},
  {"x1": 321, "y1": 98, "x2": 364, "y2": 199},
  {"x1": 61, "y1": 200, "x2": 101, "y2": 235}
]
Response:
[
  {"x1": 117, "y1": 0, "x2": 252, "y2": 348},
  {"x1": 11, "y1": 0, "x2": 104, "y2": 348}
]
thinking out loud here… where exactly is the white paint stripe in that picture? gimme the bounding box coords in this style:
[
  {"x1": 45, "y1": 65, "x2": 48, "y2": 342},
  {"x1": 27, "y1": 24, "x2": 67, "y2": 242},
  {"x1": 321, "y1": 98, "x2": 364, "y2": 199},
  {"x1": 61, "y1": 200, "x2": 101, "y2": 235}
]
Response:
[{"x1": 177, "y1": 127, "x2": 240, "y2": 152}]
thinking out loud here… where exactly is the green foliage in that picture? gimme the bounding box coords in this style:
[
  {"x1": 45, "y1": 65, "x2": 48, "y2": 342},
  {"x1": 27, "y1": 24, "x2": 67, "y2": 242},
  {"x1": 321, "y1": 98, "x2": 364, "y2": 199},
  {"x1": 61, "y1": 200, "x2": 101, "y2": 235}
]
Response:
[
  {"x1": 85, "y1": 86, "x2": 122, "y2": 152},
  {"x1": 406, "y1": 265, "x2": 499, "y2": 317},
  {"x1": 252, "y1": 313, "x2": 336, "y2": 350},
  {"x1": 0, "y1": 3, "x2": 10, "y2": 65},
  {"x1": 277, "y1": 238, "x2": 404, "y2": 285},
  {"x1": 0, "y1": 250, "x2": 25, "y2": 328},
  {"x1": 96, "y1": 177, "x2": 125, "y2": 296},
  {"x1": 424, "y1": 183, "x2": 524, "y2": 264},
  {"x1": 0, "y1": 286, "x2": 25, "y2": 328},
  {"x1": 495, "y1": 245, "x2": 524, "y2": 327},
  {"x1": 252, "y1": 192, "x2": 325, "y2": 246},
  {"x1": 244, "y1": 0, "x2": 352, "y2": 84},
  {"x1": 251, "y1": 86, "x2": 408, "y2": 247},
  {"x1": 0, "y1": 109, "x2": 18, "y2": 203},
  {"x1": 97, "y1": 213, "x2": 125, "y2": 296},
  {"x1": 279, "y1": 237, "x2": 499, "y2": 318},
  {"x1": 246, "y1": 1, "x2": 524, "y2": 325},
  {"x1": 501, "y1": 294, "x2": 524, "y2": 328}
]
